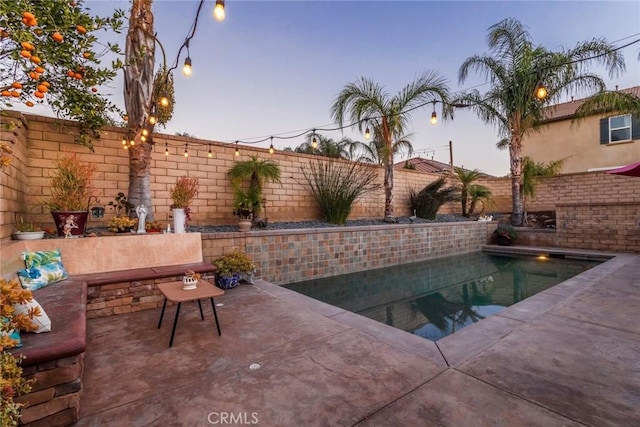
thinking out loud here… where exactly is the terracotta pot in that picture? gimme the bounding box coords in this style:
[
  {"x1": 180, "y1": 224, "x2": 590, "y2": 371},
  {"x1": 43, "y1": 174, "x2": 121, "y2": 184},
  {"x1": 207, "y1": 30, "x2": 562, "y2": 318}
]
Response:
[
  {"x1": 51, "y1": 211, "x2": 89, "y2": 237},
  {"x1": 238, "y1": 219, "x2": 252, "y2": 232}
]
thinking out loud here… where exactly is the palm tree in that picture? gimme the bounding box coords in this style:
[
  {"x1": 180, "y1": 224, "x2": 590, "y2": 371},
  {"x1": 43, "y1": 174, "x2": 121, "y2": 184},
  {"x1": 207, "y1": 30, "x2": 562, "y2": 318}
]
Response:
[
  {"x1": 354, "y1": 123, "x2": 414, "y2": 165},
  {"x1": 295, "y1": 133, "x2": 356, "y2": 159},
  {"x1": 521, "y1": 156, "x2": 564, "y2": 223},
  {"x1": 454, "y1": 168, "x2": 483, "y2": 217},
  {"x1": 409, "y1": 178, "x2": 460, "y2": 220},
  {"x1": 228, "y1": 155, "x2": 281, "y2": 217},
  {"x1": 574, "y1": 89, "x2": 640, "y2": 118},
  {"x1": 457, "y1": 18, "x2": 625, "y2": 225},
  {"x1": 467, "y1": 184, "x2": 493, "y2": 217},
  {"x1": 331, "y1": 72, "x2": 450, "y2": 221}
]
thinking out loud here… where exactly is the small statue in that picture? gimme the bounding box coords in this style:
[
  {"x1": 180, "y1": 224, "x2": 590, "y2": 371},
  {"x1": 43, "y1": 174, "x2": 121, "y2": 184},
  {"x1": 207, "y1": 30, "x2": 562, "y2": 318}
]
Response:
[
  {"x1": 136, "y1": 204, "x2": 147, "y2": 234},
  {"x1": 63, "y1": 215, "x2": 78, "y2": 238}
]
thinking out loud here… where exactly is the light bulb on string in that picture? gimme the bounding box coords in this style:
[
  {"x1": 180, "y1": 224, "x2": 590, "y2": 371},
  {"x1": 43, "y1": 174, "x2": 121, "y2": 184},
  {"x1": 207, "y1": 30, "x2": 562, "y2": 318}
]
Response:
[
  {"x1": 182, "y1": 57, "x2": 192, "y2": 77},
  {"x1": 208, "y1": 144, "x2": 213, "y2": 158},
  {"x1": 311, "y1": 129, "x2": 317, "y2": 149},
  {"x1": 535, "y1": 82, "x2": 548, "y2": 100},
  {"x1": 121, "y1": 138, "x2": 127, "y2": 146},
  {"x1": 130, "y1": 139, "x2": 135, "y2": 146},
  {"x1": 159, "y1": 96, "x2": 169, "y2": 107},
  {"x1": 141, "y1": 135, "x2": 147, "y2": 143},
  {"x1": 430, "y1": 102, "x2": 437, "y2": 125},
  {"x1": 364, "y1": 126, "x2": 370, "y2": 140},
  {"x1": 141, "y1": 128, "x2": 149, "y2": 137},
  {"x1": 235, "y1": 141, "x2": 240, "y2": 157},
  {"x1": 269, "y1": 137, "x2": 275, "y2": 155},
  {"x1": 165, "y1": 144, "x2": 169, "y2": 157},
  {"x1": 148, "y1": 115, "x2": 156, "y2": 125},
  {"x1": 184, "y1": 143, "x2": 189, "y2": 158},
  {"x1": 213, "y1": 0, "x2": 225, "y2": 21}
]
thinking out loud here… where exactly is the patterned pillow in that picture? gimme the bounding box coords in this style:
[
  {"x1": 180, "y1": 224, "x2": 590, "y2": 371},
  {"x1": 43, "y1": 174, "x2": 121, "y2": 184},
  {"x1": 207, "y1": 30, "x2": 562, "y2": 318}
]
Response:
[
  {"x1": 22, "y1": 249, "x2": 63, "y2": 269},
  {"x1": 17, "y1": 262, "x2": 69, "y2": 291},
  {"x1": 13, "y1": 298, "x2": 51, "y2": 333}
]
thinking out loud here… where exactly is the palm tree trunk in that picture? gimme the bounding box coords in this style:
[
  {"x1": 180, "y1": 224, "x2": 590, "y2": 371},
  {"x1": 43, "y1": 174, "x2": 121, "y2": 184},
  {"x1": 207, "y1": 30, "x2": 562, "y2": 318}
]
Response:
[
  {"x1": 383, "y1": 156, "x2": 394, "y2": 221},
  {"x1": 124, "y1": 0, "x2": 155, "y2": 219},
  {"x1": 509, "y1": 136, "x2": 524, "y2": 226}
]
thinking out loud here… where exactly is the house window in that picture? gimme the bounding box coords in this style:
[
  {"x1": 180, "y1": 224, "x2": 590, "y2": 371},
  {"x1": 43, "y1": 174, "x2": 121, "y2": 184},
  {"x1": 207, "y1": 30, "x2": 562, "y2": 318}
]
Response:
[{"x1": 608, "y1": 114, "x2": 631, "y2": 142}]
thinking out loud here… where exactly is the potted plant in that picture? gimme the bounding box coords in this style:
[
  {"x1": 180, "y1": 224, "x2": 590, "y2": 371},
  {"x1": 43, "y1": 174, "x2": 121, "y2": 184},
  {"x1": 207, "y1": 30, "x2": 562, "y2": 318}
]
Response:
[
  {"x1": 107, "y1": 192, "x2": 137, "y2": 233},
  {"x1": 1, "y1": 278, "x2": 37, "y2": 426},
  {"x1": 213, "y1": 249, "x2": 256, "y2": 289},
  {"x1": 12, "y1": 216, "x2": 45, "y2": 240},
  {"x1": 169, "y1": 176, "x2": 199, "y2": 234},
  {"x1": 228, "y1": 155, "x2": 281, "y2": 231},
  {"x1": 41, "y1": 154, "x2": 97, "y2": 237},
  {"x1": 145, "y1": 220, "x2": 164, "y2": 233},
  {"x1": 494, "y1": 222, "x2": 517, "y2": 246}
]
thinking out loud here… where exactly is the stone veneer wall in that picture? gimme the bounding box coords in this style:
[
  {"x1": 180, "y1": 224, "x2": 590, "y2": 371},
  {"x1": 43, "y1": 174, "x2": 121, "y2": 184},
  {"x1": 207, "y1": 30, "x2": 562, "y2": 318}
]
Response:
[{"x1": 15, "y1": 354, "x2": 83, "y2": 427}]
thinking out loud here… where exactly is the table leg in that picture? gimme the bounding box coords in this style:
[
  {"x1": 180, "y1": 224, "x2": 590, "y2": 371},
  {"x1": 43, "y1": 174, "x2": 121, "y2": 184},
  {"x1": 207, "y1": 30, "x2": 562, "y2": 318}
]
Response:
[
  {"x1": 210, "y1": 298, "x2": 221, "y2": 336},
  {"x1": 169, "y1": 302, "x2": 182, "y2": 347},
  {"x1": 158, "y1": 297, "x2": 168, "y2": 329},
  {"x1": 197, "y1": 299, "x2": 204, "y2": 320}
]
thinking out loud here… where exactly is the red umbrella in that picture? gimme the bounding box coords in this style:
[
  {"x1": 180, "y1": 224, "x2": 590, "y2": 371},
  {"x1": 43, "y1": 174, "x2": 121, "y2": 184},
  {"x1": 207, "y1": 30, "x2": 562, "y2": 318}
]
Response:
[{"x1": 606, "y1": 161, "x2": 640, "y2": 177}]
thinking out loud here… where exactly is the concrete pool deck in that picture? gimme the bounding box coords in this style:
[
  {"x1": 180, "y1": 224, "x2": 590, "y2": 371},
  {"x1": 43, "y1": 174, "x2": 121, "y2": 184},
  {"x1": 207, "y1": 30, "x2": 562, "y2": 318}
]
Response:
[{"x1": 77, "y1": 248, "x2": 640, "y2": 426}]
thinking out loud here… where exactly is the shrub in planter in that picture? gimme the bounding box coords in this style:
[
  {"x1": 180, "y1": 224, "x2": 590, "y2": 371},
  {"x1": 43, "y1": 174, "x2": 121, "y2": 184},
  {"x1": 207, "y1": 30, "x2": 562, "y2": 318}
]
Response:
[
  {"x1": 213, "y1": 249, "x2": 255, "y2": 289},
  {"x1": 494, "y1": 222, "x2": 517, "y2": 245}
]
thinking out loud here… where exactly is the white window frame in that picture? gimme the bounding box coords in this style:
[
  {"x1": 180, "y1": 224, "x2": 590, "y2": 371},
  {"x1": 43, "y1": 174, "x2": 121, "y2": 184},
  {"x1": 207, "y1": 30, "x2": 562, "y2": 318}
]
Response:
[{"x1": 608, "y1": 114, "x2": 632, "y2": 143}]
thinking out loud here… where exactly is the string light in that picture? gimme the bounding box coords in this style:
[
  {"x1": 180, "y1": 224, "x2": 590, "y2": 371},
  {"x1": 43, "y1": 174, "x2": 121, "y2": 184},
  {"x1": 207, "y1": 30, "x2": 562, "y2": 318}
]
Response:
[
  {"x1": 149, "y1": 115, "x2": 156, "y2": 125},
  {"x1": 535, "y1": 82, "x2": 548, "y2": 100},
  {"x1": 130, "y1": 139, "x2": 135, "y2": 146},
  {"x1": 182, "y1": 56, "x2": 192, "y2": 77},
  {"x1": 165, "y1": 143, "x2": 169, "y2": 157},
  {"x1": 364, "y1": 125, "x2": 370, "y2": 140},
  {"x1": 269, "y1": 137, "x2": 275, "y2": 154},
  {"x1": 430, "y1": 101, "x2": 437, "y2": 125},
  {"x1": 234, "y1": 141, "x2": 240, "y2": 157},
  {"x1": 208, "y1": 143, "x2": 212, "y2": 158},
  {"x1": 141, "y1": 128, "x2": 149, "y2": 137},
  {"x1": 184, "y1": 143, "x2": 189, "y2": 157},
  {"x1": 213, "y1": 0, "x2": 225, "y2": 21},
  {"x1": 311, "y1": 129, "x2": 317, "y2": 149},
  {"x1": 159, "y1": 96, "x2": 169, "y2": 107},
  {"x1": 141, "y1": 135, "x2": 147, "y2": 142},
  {"x1": 121, "y1": 138, "x2": 127, "y2": 146}
]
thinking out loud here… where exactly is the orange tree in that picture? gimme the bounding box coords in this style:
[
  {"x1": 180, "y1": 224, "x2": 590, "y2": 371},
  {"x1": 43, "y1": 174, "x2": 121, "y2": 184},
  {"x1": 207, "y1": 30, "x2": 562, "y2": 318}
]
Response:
[{"x1": 0, "y1": 0, "x2": 125, "y2": 148}]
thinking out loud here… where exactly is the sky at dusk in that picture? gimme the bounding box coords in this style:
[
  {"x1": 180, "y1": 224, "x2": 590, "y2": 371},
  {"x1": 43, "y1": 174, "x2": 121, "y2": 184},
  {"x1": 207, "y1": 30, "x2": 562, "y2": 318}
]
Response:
[{"x1": 21, "y1": 1, "x2": 640, "y2": 176}]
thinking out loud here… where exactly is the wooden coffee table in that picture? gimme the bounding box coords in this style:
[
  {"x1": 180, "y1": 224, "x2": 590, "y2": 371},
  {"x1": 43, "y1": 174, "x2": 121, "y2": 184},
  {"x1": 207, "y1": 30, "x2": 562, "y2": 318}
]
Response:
[{"x1": 157, "y1": 279, "x2": 224, "y2": 347}]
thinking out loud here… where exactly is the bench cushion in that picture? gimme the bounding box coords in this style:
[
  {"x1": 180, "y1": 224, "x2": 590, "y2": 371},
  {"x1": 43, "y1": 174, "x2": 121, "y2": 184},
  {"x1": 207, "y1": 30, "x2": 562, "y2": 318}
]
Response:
[{"x1": 72, "y1": 262, "x2": 216, "y2": 286}]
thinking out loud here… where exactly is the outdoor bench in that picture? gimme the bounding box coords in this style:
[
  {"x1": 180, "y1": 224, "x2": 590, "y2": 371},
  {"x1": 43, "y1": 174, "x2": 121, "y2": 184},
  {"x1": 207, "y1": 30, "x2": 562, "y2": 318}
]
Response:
[{"x1": 2, "y1": 232, "x2": 215, "y2": 427}]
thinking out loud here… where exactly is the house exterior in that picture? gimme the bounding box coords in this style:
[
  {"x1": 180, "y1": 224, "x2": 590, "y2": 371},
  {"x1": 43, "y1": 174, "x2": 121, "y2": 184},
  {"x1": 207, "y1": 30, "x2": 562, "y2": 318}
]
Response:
[
  {"x1": 394, "y1": 157, "x2": 493, "y2": 176},
  {"x1": 521, "y1": 86, "x2": 640, "y2": 173}
]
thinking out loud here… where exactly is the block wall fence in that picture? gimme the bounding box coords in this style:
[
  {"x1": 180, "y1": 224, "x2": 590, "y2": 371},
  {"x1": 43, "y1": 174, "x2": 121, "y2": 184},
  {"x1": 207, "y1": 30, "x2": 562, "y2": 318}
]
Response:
[{"x1": 1, "y1": 111, "x2": 640, "y2": 252}]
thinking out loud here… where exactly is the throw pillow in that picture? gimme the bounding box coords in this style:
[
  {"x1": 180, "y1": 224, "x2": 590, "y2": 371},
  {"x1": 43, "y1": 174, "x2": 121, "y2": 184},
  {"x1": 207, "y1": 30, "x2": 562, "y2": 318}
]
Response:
[
  {"x1": 13, "y1": 298, "x2": 51, "y2": 333},
  {"x1": 22, "y1": 249, "x2": 64, "y2": 269},
  {"x1": 17, "y1": 262, "x2": 69, "y2": 291}
]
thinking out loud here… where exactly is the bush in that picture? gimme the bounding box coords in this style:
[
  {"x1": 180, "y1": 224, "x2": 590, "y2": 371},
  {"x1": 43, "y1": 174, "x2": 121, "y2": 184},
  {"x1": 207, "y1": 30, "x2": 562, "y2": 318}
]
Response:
[
  {"x1": 409, "y1": 178, "x2": 460, "y2": 220},
  {"x1": 300, "y1": 158, "x2": 380, "y2": 224},
  {"x1": 214, "y1": 249, "x2": 255, "y2": 276}
]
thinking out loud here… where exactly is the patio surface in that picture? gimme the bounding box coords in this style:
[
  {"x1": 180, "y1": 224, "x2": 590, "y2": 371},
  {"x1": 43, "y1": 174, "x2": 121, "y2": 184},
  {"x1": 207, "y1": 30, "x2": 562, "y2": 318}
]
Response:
[{"x1": 77, "y1": 248, "x2": 640, "y2": 426}]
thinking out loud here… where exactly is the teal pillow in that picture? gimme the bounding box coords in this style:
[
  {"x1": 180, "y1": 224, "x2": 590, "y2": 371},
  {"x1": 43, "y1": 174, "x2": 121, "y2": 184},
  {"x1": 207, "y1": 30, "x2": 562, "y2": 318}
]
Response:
[
  {"x1": 17, "y1": 262, "x2": 69, "y2": 291},
  {"x1": 22, "y1": 249, "x2": 63, "y2": 269}
]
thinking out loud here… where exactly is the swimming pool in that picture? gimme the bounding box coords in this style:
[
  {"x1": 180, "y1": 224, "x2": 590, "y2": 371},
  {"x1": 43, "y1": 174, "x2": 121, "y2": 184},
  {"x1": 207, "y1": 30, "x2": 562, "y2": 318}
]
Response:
[{"x1": 284, "y1": 251, "x2": 601, "y2": 341}]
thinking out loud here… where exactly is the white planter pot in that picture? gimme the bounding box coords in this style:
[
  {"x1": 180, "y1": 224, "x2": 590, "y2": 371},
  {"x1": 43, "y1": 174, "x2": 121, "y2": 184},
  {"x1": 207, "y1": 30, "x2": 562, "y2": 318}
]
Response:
[
  {"x1": 13, "y1": 231, "x2": 46, "y2": 240},
  {"x1": 172, "y1": 208, "x2": 186, "y2": 233}
]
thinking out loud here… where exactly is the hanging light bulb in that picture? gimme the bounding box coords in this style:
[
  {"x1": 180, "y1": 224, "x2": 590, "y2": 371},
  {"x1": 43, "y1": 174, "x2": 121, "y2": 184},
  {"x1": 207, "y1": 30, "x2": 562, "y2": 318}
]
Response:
[
  {"x1": 430, "y1": 102, "x2": 437, "y2": 125},
  {"x1": 208, "y1": 144, "x2": 213, "y2": 158},
  {"x1": 235, "y1": 141, "x2": 240, "y2": 157},
  {"x1": 159, "y1": 96, "x2": 169, "y2": 107},
  {"x1": 141, "y1": 128, "x2": 149, "y2": 137},
  {"x1": 184, "y1": 143, "x2": 189, "y2": 157},
  {"x1": 148, "y1": 115, "x2": 156, "y2": 125},
  {"x1": 124, "y1": 145, "x2": 129, "y2": 150},
  {"x1": 269, "y1": 137, "x2": 275, "y2": 155},
  {"x1": 364, "y1": 126, "x2": 370, "y2": 140},
  {"x1": 213, "y1": 0, "x2": 225, "y2": 21},
  {"x1": 535, "y1": 82, "x2": 548, "y2": 100},
  {"x1": 165, "y1": 144, "x2": 169, "y2": 157},
  {"x1": 141, "y1": 135, "x2": 147, "y2": 142},
  {"x1": 130, "y1": 139, "x2": 135, "y2": 146},
  {"x1": 182, "y1": 56, "x2": 192, "y2": 77},
  {"x1": 121, "y1": 138, "x2": 127, "y2": 146},
  {"x1": 311, "y1": 129, "x2": 317, "y2": 149}
]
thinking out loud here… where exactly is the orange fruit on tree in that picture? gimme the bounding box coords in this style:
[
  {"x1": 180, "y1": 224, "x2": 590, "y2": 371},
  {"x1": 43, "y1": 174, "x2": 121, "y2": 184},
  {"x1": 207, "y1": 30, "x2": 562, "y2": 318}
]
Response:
[
  {"x1": 52, "y1": 32, "x2": 63, "y2": 42},
  {"x1": 22, "y1": 12, "x2": 35, "y2": 20},
  {"x1": 83, "y1": 52, "x2": 91, "y2": 59},
  {"x1": 25, "y1": 101, "x2": 34, "y2": 107},
  {"x1": 30, "y1": 56, "x2": 41, "y2": 64},
  {"x1": 67, "y1": 70, "x2": 75, "y2": 77},
  {"x1": 1, "y1": 90, "x2": 11, "y2": 97},
  {"x1": 41, "y1": 81, "x2": 50, "y2": 88},
  {"x1": 21, "y1": 17, "x2": 29, "y2": 25},
  {"x1": 20, "y1": 50, "x2": 31, "y2": 58},
  {"x1": 29, "y1": 71, "x2": 39, "y2": 79},
  {"x1": 20, "y1": 41, "x2": 34, "y2": 51},
  {"x1": 10, "y1": 91, "x2": 20, "y2": 97},
  {"x1": 74, "y1": 72, "x2": 82, "y2": 79},
  {"x1": 27, "y1": 18, "x2": 37, "y2": 27},
  {"x1": 34, "y1": 91, "x2": 44, "y2": 99},
  {"x1": 76, "y1": 25, "x2": 87, "y2": 34},
  {"x1": 37, "y1": 84, "x2": 48, "y2": 93},
  {"x1": 11, "y1": 82, "x2": 22, "y2": 89},
  {"x1": 35, "y1": 66, "x2": 44, "y2": 73}
]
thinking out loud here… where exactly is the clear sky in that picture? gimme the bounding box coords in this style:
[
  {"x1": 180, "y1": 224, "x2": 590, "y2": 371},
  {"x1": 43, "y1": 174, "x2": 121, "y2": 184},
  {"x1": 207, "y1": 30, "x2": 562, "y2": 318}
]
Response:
[{"x1": 25, "y1": 1, "x2": 640, "y2": 176}]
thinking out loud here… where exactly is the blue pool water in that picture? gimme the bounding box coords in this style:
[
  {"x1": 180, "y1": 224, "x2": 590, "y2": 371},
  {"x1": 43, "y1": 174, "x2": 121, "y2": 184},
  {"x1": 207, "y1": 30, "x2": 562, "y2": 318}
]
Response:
[{"x1": 284, "y1": 251, "x2": 600, "y2": 341}]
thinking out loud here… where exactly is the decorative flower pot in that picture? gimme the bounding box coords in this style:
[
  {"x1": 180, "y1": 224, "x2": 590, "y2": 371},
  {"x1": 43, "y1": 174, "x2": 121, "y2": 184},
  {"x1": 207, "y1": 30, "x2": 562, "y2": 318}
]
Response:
[
  {"x1": 182, "y1": 276, "x2": 198, "y2": 291},
  {"x1": 172, "y1": 208, "x2": 186, "y2": 233},
  {"x1": 51, "y1": 211, "x2": 89, "y2": 237},
  {"x1": 238, "y1": 219, "x2": 252, "y2": 232},
  {"x1": 12, "y1": 231, "x2": 46, "y2": 240},
  {"x1": 216, "y1": 273, "x2": 240, "y2": 290}
]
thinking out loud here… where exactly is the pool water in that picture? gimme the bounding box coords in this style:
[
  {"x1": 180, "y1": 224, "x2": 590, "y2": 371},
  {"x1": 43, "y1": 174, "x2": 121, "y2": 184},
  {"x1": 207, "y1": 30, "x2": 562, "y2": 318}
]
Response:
[{"x1": 284, "y1": 252, "x2": 600, "y2": 341}]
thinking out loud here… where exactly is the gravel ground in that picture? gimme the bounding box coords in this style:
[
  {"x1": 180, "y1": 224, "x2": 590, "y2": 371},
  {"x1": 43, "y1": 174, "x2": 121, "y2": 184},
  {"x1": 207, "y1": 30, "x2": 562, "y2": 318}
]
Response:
[{"x1": 189, "y1": 214, "x2": 475, "y2": 233}]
